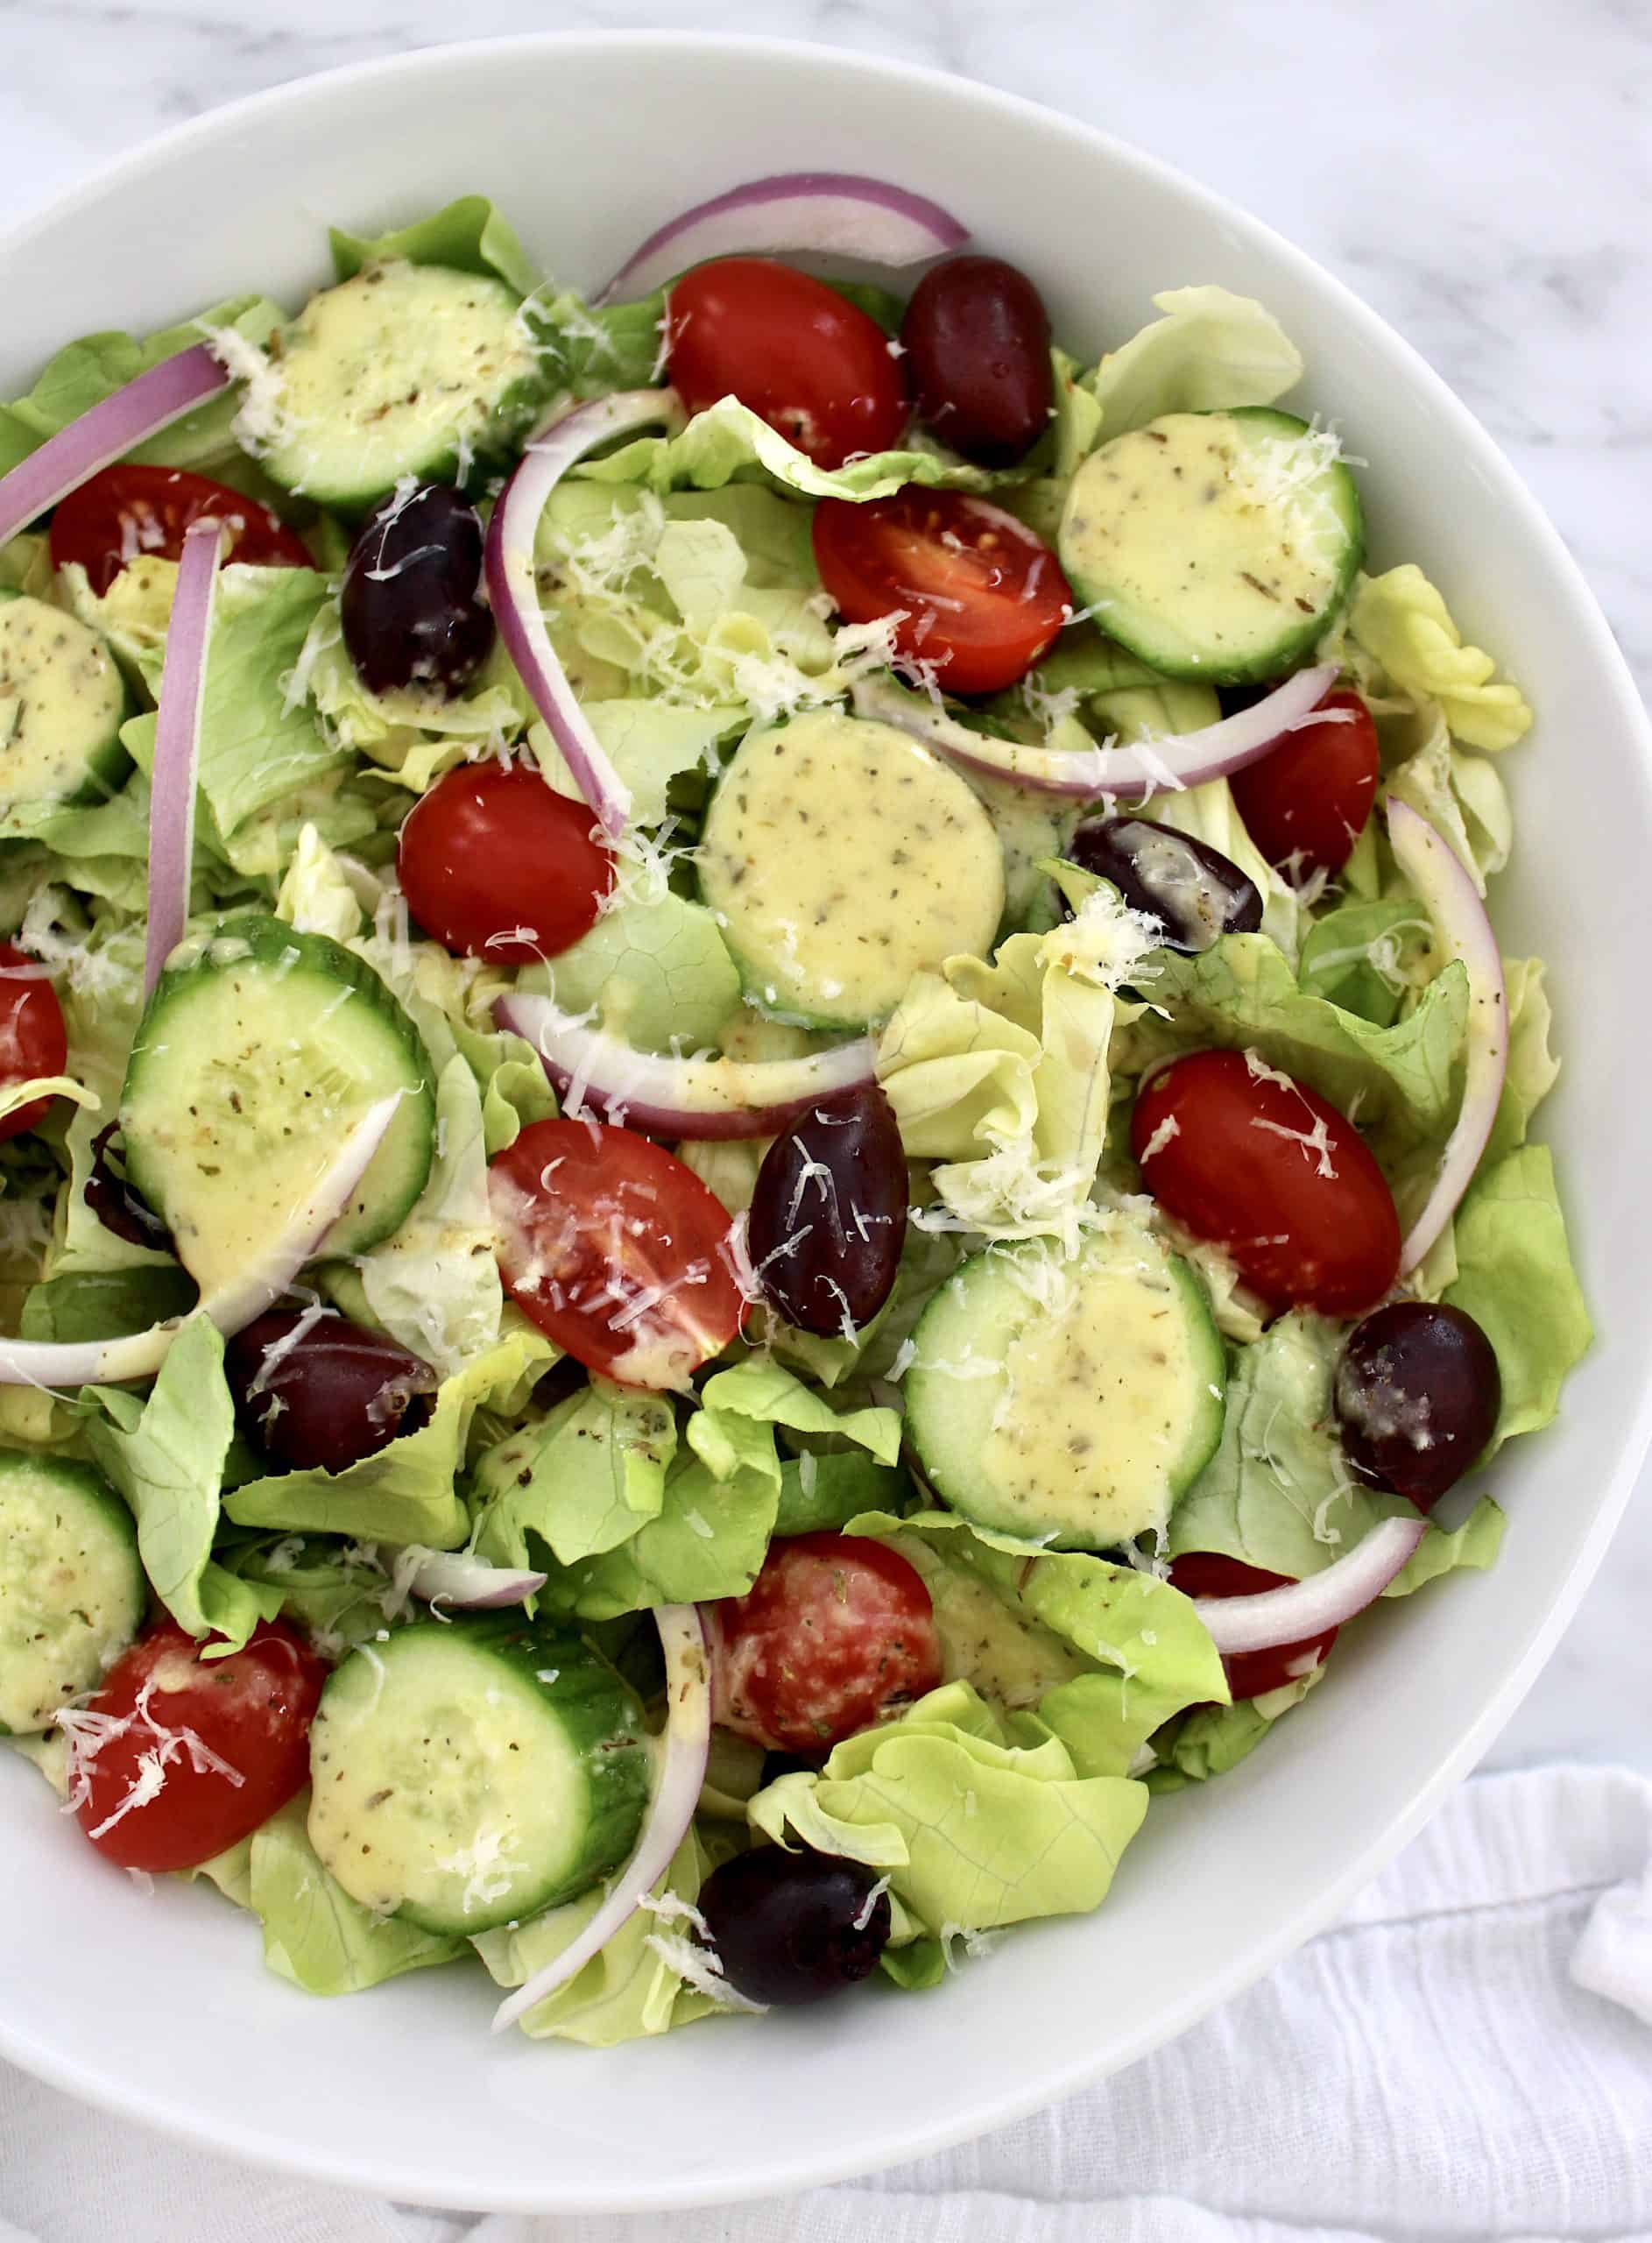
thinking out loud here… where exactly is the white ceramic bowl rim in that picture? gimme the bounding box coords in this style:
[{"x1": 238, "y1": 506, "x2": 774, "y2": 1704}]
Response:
[{"x1": 0, "y1": 31, "x2": 1648, "y2": 2214}]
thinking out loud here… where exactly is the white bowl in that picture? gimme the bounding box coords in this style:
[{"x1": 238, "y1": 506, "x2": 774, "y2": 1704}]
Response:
[{"x1": 1, "y1": 32, "x2": 1647, "y2": 2215}]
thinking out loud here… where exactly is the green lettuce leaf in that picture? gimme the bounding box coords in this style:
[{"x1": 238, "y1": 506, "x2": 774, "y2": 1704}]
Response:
[
  {"x1": 1381, "y1": 1494, "x2": 1506, "y2": 1595},
  {"x1": 1087, "y1": 286, "x2": 1303, "y2": 439},
  {"x1": 472, "y1": 1380, "x2": 678, "y2": 1569},
  {"x1": 1349, "y1": 566, "x2": 1533, "y2": 751},
  {"x1": 82, "y1": 1317, "x2": 282, "y2": 1654},
  {"x1": 1484, "y1": 959, "x2": 1559, "y2": 1167},
  {"x1": 328, "y1": 194, "x2": 540, "y2": 296},
  {"x1": 520, "y1": 888, "x2": 739, "y2": 1054},
  {"x1": 1147, "y1": 1666, "x2": 1326, "y2": 1792},
  {"x1": 1297, "y1": 898, "x2": 1433, "y2": 1027},
  {"x1": 20, "y1": 1262, "x2": 195, "y2": 1344},
  {"x1": 249, "y1": 1795, "x2": 463, "y2": 1992},
  {"x1": 1443, "y1": 1145, "x2": 1591, "y2": 1449},
  {"x1": 474, "y1": 1829, "x2": 726, "y2": 2045},
  {"x1": 0, "y1": 297, "x2": 286, "y2": 481},
  {"x1": 577, "y1": 393, "x2": 998, "y2": 502},
  {"x1": 294, "y1": 599, "x2": 530, "y2": 787},
  {"x1": 749, "y1": 1679, "x2": 1148, "y2": 1937},
  {"x1": 775, "y1": 1451, "x2": 906, "y2": 1535},
  {"x1": 217, "y1": 1536, "x2": 402, "y2": 1653},
  {"x1": 225, "y1": 1327, "x2": 554, "y2": 1547},
  {"x1": 1383, "y1": 699, "x2": 1514, "y2": 897}
]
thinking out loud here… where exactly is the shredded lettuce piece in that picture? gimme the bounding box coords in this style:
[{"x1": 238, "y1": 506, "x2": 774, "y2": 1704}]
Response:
[
  {"x1": 1087, "y1": 285, "x2": 1304, "y2": 438},
  {"x1": 1350, "y1": 565, "x2": 1533, "y2": 751}
]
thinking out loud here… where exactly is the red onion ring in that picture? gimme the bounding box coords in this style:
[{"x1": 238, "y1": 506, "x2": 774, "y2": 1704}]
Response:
[
  {"x1": 496, "y1": 992, "x2": 878, "y2": 1142},
  {"x1": 484, "y1": 389, "x2": 682, "y2": 842},
  {"x1": 0, "y1": 343, "x2": 229, "y2": 548},
  {"x1": 393, "y1": 1547, "x2": 547, "y2": 1610},
  {"x1": 1386, "y1": 797, "x2": 1510, "y2": 1274},
  {"x1": 145, "y1": 517, "x2": 222, "y2": 995},
  {"x1": 595, "y1": 173, "x2": 968, "y2": 305},
  {"x1": 1191, "y1": 1516, "x2": 1428, "y2": 1654},
  {"x1": 491, "y1": 1603, "x2": 711, "y2": 2033},
  {"x1": 851, "y1": 663, "x2": 1340, "y2": 801},
  {"x1": 0, "y1": 1093, "x2": 399, "y2": 1390}
]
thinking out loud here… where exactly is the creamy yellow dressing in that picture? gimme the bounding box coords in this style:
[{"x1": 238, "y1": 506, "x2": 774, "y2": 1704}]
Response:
[{"x1": 0, "y1": 596, "x2": 124, "y2": 808}]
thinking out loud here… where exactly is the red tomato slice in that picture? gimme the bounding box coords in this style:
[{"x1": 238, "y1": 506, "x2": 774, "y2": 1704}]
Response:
[
  {"x1": 812, "y1": 487, "x2": 1070, "y2": 694},
  {"x1": 0, "y1": 944, "x2": 67, "y2": 1142},
  {"x1": 709, "y1": 1533, "x2": 943, "y2": 1752},
  {"x1": 71, "y1": 1620, "x2": 327, "y2": 1872},
  {"x1": 491, "y1": 1117, "x2": 744, "y2": 1388},
  {"x1": 1229, "y1": 689, "x2": 1380, "y2": 881},
  {"x1": 1132, "y1": 1048, "x2": 1400, "y2": 1316},
  {"x1": 48, "y1": 465, "x2": 312, "y2": 597},
  {"x1": 1168, "y1": 1552, "x2": 1338, "y2": 1701},
  {"x1": 665, "y1": 258, "x2": 910, "y2": 471},
  {"x1": 397, "y1": 761, "x2": 613, "y2": 964}
]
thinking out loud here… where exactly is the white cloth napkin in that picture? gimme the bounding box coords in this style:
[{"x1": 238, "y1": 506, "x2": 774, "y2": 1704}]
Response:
[{"x1": 4, "y1": 1764, "x2": 1651, "y2": 2243}]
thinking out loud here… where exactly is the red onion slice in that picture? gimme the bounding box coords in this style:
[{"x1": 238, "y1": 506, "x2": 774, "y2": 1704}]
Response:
[
  {"x1": 596, "y1": 173, "x2": 968, "y2": 305},
  {"x1": 851, "y1": 664, "x2": 1340, "y2": 801},
  {"x1": 0, "y1": 343, "x2": 229, "y2": 548},
  {"x1": 484, "y1": 390, "x2": 681, "y2": 841},
  {"x1": 497, "y1": 992, "x2": 877, "y2": 1142},
  {"x1": 491, "y1": 1603, "x2": 711, "y2": 2034},
  {"x1": 392, "y1": 1547, "x2": 547, "y2": 1611},
  {"x1": 1386, "y1": 796, "x2": 1510, "y2": 1273},
  {"x1": 0, "y1": 1093, "x2": 399, "y2": 1390},
  {"x1": 1192, "y1": 1516, "x2": 1429, "y2": 1654},
  {"x1": 145, "y1": 517, "x2": 222, "y2": 995}
]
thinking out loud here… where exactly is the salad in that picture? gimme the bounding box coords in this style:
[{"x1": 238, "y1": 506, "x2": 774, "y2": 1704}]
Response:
[{"x1": 0, "y1": 175, "x2": 1590, "y2": 2042}]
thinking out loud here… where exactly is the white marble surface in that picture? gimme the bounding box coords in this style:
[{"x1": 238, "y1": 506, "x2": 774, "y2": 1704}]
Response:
[{"x1": 1, "y1": 0, "x2": 1647, "y2": 1770}]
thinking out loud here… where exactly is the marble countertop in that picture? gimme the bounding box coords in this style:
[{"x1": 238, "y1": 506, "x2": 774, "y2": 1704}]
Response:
[{"x1": 2, "y1": 0, "x2": 1647, "y2": 1769}]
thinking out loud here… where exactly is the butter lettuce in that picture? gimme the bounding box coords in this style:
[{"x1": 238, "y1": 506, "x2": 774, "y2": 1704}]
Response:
[
  {"x1": 521, "y1": 888, "x2": 740, "y2": 1054},
  {"x1": 82, "y1": 1317, "x2": 282, "y2": 1655},
  {"x1": 1148, "y1": 1667, "x2": 1327, "y2": 1792},
  {"x1": 328, "y1": 194, "x2": 540, "y2": 296},
  {"x1": 1485, "y1": 959, "x2": 1559, "y2": 1166},
  {"x1": 1350, "y1": 565, "x2": 1534, "y2": 751},
  {"x1": 578, "y1": 394, "x2": 999, "y2": 503},
  {"x1": 295, "y1": 601, "x2": 530, "y2": 789},
  {"x1": 1444, "y1": 1144, "x2": 1592, "y2": 1450},
  {"x1": 472, "y1": 1380, "x2": 678, "y2": 1569},
  {"x1": 1385, "y1": 700, "x2": 1514, "y2": 897},
  {"x1": 1088, "y1": 285, "x2": 1303, "y2": 439},
  {"x1": 1297, "y1": 898, "x2": 1433, "y2": 1026},
  {"x1": 250, "y1": 1796, "x2": 463, "y2": 1993},
  {"x1": 750, "y1": 1679, "x2": 1149, "y2": 1941}
]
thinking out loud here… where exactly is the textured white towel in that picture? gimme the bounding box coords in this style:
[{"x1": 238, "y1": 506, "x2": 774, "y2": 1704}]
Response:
[{"x1": 4, "y1": 1765, "x2": 1651, "y2": 2243}]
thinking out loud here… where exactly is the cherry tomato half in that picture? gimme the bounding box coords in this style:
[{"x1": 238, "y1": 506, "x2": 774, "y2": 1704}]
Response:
[
  {"x1": 1132, "y1": 1048, "x2": 1400, "y2": 1316},
  {"x1": 0, "y1": 945, "x2": 67, "y2": 1142},
  {"x1": 397, "y1": 761, "x2": 613, "y2": 964},
  {"x1": 1168, "y1": 1552, "x2": 1338, "y2": 1701},
  {"x1": 665, "y1": 258, "x2": 910, "y2": 471},
  {"x1": 73, "y1": 1620, "x2": 327, "y2": 1872},
  {"x1": 1229, "y1": 689, "x2": 1380, "y2": 881},
  {"x1": 490, "y1": 1117, "x2": 744, "y2": 1388},
  {"x1": 48, "y1": 465, "x2": 312, "y2": 598},
  {"x1": 813, "y1": 487, "x2": 1070, "y2": 695},
  {"x1": 710, "y1": 1533, "x2": 943, "y2": 1752}
]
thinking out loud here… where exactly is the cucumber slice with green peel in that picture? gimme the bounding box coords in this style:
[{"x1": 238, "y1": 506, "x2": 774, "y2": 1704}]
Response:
[
  {"x1": 1058, "y1": 407, "x2": 1365, "y2": 685},
  {"x1": 258, "y1": 262, "x2": 549, "y2": 515},
  {"x1": 0, "y1": 591, "x2": 129, "y2": 816},
  {"x1": 905, "y1": 1221, "x2": 1226, "y2": 1550},
  {"x1": 307, "y1": 1618, "x2": 651, "y2": 1937},
  {"x1": 0, "y1": 1453, "x2": 145, "y2": 1735},
  {"x1": 120, "y1": 916, "x2": 435, "y2": 1298},
  {"x1": 697, "y1": 708, "x2": 1004, "y2": 1030}
]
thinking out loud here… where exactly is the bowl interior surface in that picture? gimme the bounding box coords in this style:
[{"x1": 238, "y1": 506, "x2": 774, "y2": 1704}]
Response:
[{"x1": 0, "y1": 33, "x2": 1647, "y2": 2214}]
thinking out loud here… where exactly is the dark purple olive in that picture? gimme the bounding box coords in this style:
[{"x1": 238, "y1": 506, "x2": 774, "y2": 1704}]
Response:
[
  {"x1": 900, "y1": 256, "x2": 1054, "y2": 469},
  {"x1": 697, "y1": 1846, "x2": 892, "y2": 2006},
  {"x1": 1335, "y1": 1301, "x2": 1502, "y2": 1511},
  {"x1": 86, "y1": 1124, "x2": 173, "y2": 1251},
  {"x1": 341, "y1": 482, "x2": 494, "y2": 698},
  {"x1": 1068, "y1": 816, "x2": 1262, "y2": 953},
  {"x1": 224, "y1": 1310, "x2": 438, "y2": 1475},
  {"x1": 747, "y1": 1085, "x2": 907, "y2": 1337}
]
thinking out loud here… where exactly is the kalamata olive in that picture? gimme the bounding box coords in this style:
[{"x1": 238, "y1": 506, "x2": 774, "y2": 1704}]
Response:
[
  {"x1": 340, "y1": 483, "x2": 494, "y2": 698},
  {"x1": 224, "y1": 1310, "x2": 438, "y2": 1475},
  {"x1": 86, "y1": 1124, "x2": 173, "y2": 1251},
  {"x1": 1335, "y1": 1301, "x2": 1502, "y2": 1510},
  {"x1": 697, "y1": 1845, "x2": 892, "y2": 2006},
  {"x1": 1068, "y1": 816, "x2": 1262, "y2": 952},
  {"x1": 748, "y1": 1085, "x2": 907, "y2": 1336},
  {"x1": 900, "y1": 256, "x2": 1054, "y2": 469}
]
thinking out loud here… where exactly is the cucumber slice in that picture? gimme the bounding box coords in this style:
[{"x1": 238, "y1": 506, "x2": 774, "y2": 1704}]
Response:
[
  {"x1": 0, "y1": 592, "x2": 128, "y2": 816},
  {"x1": 259, "y1": 262, "x2": 547, "y2": 514},
  {"x1": 1058, "y1": 407, "x2": 1365, "y2": 684},
  {"x1": 120, "y1": 916, "x2": 435, "y2": 1298},
  {"x1": 0, "y1": 1453, "x2": 145, "y2": 1735},
  {"x1": 698, "y1": 708, "x2": 1004, "y2": 1029},
  {"x1": 307, "y1": 1617, "x2": 650, "y2": 1936},
  {"x1": 905, "y1": 1221, "x2": 1225, "y2": 1549}
]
